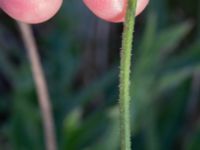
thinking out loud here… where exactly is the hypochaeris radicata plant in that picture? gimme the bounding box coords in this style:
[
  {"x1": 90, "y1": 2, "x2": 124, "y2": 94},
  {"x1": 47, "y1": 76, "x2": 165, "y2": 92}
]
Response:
[{"x1": 0, "y1": 0, "x2": 149, "y2": 150}]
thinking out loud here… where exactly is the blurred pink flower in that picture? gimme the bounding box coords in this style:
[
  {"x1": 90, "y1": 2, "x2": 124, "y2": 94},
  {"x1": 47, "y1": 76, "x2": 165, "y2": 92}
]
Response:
[{"x1": 83, "y1": 0, "x2": 149, "y2": 22}]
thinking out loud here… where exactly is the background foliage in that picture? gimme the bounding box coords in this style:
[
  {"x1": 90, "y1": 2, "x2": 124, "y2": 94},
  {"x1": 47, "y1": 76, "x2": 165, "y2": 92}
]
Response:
[{"x1": 0, "y1": 0, "x2": 200, "y2": 149}]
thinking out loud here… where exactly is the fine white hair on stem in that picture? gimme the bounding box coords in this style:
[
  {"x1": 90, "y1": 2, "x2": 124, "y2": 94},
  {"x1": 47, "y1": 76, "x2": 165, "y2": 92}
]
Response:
[{"x1": 17, "y1": 21, "x2": 57, "y2": 150}]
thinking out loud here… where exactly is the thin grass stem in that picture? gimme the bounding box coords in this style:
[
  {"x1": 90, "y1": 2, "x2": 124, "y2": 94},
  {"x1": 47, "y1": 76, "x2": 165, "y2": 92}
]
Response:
[{"x1": 17, "y1": 22, "x2": 57, "y2": 150}]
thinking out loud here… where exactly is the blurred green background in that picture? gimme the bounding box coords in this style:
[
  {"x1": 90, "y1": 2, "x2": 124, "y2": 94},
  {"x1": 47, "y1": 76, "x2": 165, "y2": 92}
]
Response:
[{"x1": 1, "y1": 0, "x2": 200, "y2": 149}]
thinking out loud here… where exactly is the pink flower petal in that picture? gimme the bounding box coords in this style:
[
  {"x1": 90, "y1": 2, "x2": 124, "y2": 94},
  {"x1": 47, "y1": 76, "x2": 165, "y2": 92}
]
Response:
[
  {"x1": 0, "y1": 0, "x2": 63, "y2": 24},
  {"x1": 83, "y1": 0, "x2": 149, "y2": 22}
]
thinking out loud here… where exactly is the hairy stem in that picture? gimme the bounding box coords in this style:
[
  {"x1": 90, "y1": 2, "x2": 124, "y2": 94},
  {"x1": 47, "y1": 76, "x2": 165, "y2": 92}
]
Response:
[
  {"x1": 17, "y1": 22, "x2": 57, "y2": 150},
  {"x1": 119, "y1": 0, "x2": 137, "y2": 149}
]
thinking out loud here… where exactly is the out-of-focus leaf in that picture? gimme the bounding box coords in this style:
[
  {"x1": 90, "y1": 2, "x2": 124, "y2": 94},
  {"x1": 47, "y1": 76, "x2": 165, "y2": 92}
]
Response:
[
  {"x1": 62, "y1": 108, "x2": 108, "y2": 149},
  {"x1": 154, "y1": 21, "x2": 193, "y2": 54},
  {"x1": 65, "y1": 68, "x2": 118, "y2": 112},
  {"x1": 159, "y1": 41, "x2": 200, "y2": 91},
  {"x1": 86, "y1": 107, "x2": 120, "y2": 150}
]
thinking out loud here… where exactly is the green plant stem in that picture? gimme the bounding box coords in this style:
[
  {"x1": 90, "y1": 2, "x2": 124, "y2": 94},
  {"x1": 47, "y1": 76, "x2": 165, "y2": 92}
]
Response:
[{"x1": 119, "y1": 0, "x2": 137, "y2": 149}]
